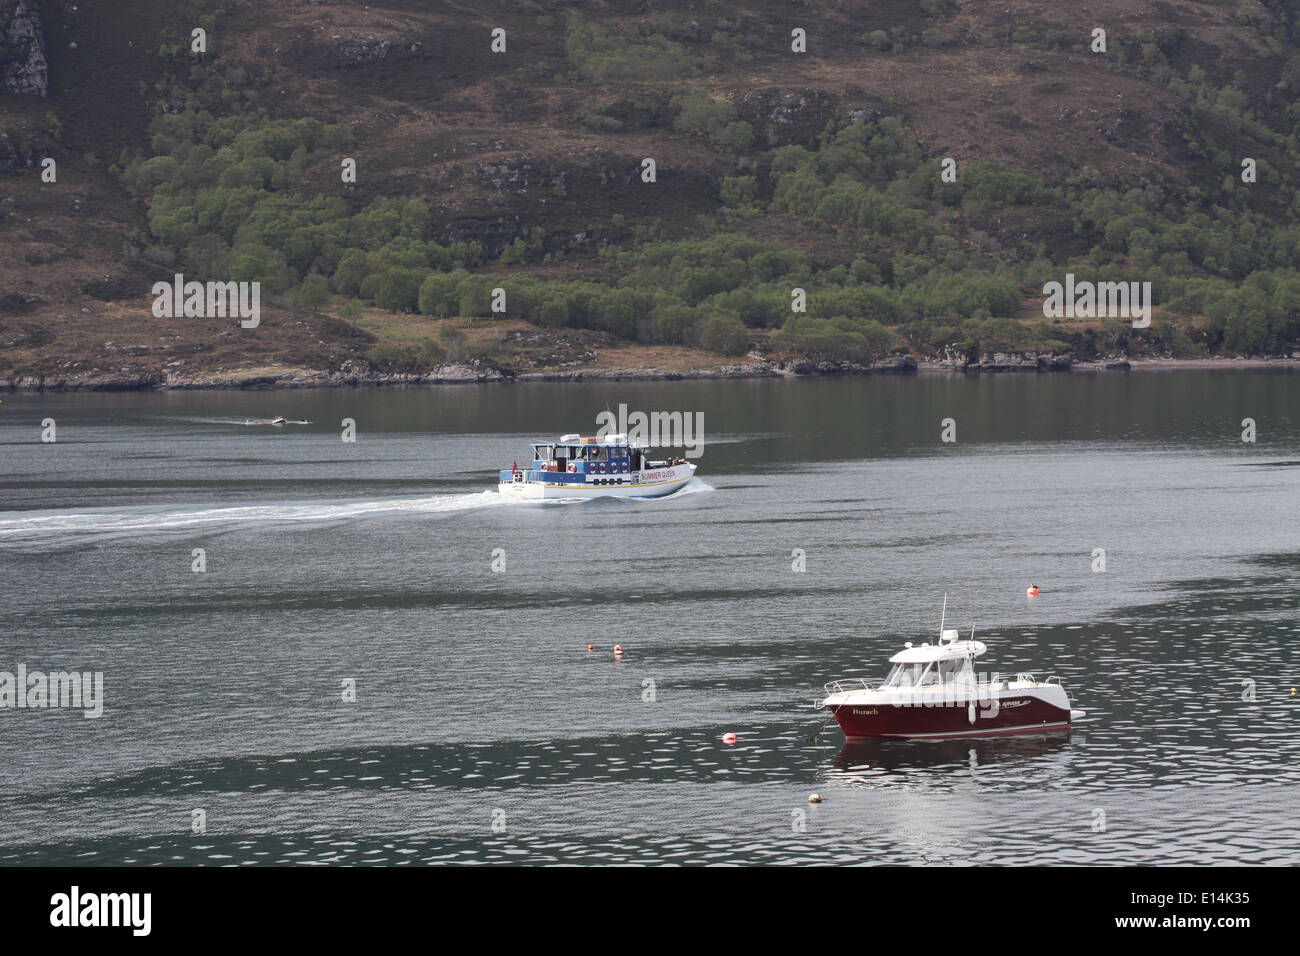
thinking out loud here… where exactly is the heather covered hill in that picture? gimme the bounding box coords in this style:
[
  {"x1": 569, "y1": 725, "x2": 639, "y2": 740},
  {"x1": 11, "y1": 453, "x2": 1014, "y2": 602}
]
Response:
[{"x1": 1, "y1": 0, "x2": 1298, "y2": 387}]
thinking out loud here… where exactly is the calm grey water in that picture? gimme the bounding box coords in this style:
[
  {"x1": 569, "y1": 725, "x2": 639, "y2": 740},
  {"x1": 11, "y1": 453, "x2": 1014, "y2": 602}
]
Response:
[{"x1": 0, "y1": 372, "x2": 1297, "y2": 865}]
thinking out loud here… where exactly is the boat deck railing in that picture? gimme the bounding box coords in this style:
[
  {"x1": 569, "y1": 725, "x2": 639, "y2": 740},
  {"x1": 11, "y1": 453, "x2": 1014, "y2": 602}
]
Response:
[
  {"x1": 823, "y1": 674, "x2": 1072, "y2": 700},
  {"x1": 822, "y1": 678, "x2": 880, "y2": 698},
  {"x1": 1044, "y1": 675, "x2": 1073, "y2": 704},
  {"x1": 991, "y1": 673, "x2": 1066, "y2": 688},
  {"x1": 980, "y1": 673, "x2": 1075, "y2": 705}
]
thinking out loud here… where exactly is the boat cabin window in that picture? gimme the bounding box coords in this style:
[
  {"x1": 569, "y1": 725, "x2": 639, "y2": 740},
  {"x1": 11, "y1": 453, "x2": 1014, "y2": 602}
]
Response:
[
  {"x1": 935, "y1": 658, "x2": 971, "y2": 683},
  {"x1": 883, "y1": 659, "x2": 972, "y2": 687},
  {"x1": 884, "y1": 663, "x2": 927, "y2": 688},
  {"x1": 534, "y1": 446, "x2": 553, "y2": 461}
]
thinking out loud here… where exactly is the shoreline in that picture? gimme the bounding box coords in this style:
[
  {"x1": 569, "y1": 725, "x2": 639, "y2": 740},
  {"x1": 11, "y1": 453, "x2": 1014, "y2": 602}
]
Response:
[{"x1": 2, "y1": 355, "x2": 1297, "y2": 392}]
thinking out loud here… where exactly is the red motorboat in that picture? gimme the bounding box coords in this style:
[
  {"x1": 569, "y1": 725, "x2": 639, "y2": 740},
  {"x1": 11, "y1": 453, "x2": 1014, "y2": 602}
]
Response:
[{"x1": 821, "y1": 614, "x2": 1084, "y2": 740}]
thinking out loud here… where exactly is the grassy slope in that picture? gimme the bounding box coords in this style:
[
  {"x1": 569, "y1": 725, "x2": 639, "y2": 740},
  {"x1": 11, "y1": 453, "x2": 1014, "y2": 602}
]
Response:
[{"x1": 0, "y1": 0, "x2": 1294, "y2": 384}]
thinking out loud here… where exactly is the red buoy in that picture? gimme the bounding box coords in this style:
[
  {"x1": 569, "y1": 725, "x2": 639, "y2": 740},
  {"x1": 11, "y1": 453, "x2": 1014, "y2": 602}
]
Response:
[
  {"x1": 613, "y1": 644, "x2": 623, "y2": 654},
  {"x1": 1026, "y1": 585, "x2": 1039, "y2": 596},
  {"x1": 721, "y1": 732, "x2": 737, "y2": 744},
  {"x1": 587, "y1": 645, "x2": 593, "y2": 652}
]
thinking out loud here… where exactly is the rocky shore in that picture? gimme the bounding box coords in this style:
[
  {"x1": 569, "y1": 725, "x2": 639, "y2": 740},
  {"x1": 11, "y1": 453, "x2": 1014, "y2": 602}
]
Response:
[{"x1": 4, "y1": 352, "x2": 1297, "y2": 391}]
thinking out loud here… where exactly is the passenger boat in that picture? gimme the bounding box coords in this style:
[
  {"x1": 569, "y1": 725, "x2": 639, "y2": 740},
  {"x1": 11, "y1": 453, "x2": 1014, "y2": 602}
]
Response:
[
  {"x1": 821, "y1": 609, "x2": 1084, "y2": 740},
  {"x1": 498, "y1": 433, "x2": 696, "y2": 500}
]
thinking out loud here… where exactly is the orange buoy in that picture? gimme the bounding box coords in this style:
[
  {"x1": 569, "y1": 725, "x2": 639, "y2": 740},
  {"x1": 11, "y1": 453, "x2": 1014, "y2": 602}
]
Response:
[
  {"x1": 1027, "y1": 585, "x2": 1039, "y2": 596},
  {"x1": 721, "y1": 732, "x2": 737, "y2": 744},
  {"x1": 808, "y1": 794, "x2": 822, "y2": 804},
  {"x1": 613, "y1": 644, "x2": 623, "y2": 654},
  {"x1": 587, "y1": 644, "x2": 593, "y2": 652}
]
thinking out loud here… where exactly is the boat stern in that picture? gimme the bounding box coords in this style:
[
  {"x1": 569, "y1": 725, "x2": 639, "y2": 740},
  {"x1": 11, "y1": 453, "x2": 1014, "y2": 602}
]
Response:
[{"x1": 498, "y1": 471, "x2": 544, "y2": 499}]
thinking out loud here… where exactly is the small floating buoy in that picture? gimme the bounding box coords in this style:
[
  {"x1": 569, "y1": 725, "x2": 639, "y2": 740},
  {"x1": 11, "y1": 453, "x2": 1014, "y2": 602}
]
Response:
[
  {"x1": 586, "y1": 645, "x2": 593, "y2": 652},
  {"x1": 1293, "y1": 688, "x2": 1297, "y2": 695},
  {"x1": 721, "y1": 732, "x2": 737, "y2": 744},
  {"x1": 1026, "y1": 585, "x2": 1039, "y2": 596},
  {"x1": 613, "y1": 644, "x2": 623, "y2": 655},
  {"x1": 808, "y1": 793, "x2": 822, "y2": 804}
]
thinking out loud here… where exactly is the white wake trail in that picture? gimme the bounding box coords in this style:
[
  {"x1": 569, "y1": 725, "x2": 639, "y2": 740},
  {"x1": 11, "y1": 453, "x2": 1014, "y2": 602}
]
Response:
[{"x1": 0, "y1": 491, "x2": 512, "y2": 548}]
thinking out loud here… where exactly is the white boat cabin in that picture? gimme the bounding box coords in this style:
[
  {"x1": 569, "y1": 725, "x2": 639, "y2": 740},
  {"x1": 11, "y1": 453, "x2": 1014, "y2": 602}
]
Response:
[{"x1": 880, "y1": 630, "x2": 986, "y2": 689}]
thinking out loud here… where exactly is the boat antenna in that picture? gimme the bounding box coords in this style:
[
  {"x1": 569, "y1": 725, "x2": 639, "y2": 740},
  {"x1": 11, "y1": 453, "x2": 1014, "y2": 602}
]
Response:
[{"x1": 939, "y1": 593, "x2": 947, "y2": 637}]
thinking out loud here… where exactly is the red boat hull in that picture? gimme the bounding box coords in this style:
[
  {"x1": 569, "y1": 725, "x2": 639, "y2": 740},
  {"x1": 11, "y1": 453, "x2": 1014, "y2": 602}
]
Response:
[{"x1": 829, "y1": 695, "x2": 1071, "y2": 740}]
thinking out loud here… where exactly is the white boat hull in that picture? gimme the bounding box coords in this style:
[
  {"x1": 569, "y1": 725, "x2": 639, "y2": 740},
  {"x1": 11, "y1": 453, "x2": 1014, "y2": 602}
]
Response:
[{"x1": 499, "y1": 463, "x2": 697, "y2": 500}]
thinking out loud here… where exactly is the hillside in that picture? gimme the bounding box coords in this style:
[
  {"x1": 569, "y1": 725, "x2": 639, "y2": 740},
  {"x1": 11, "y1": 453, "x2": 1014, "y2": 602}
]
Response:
[{"x1": 1, "y1": 0, "x2": 1298, "y2": 388}]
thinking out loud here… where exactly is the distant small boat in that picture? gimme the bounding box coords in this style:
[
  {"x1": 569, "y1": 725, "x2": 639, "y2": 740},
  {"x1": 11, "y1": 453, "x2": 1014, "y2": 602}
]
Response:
[{"x1": 244, "y1": 416, "x2": 304, "y2": 426}]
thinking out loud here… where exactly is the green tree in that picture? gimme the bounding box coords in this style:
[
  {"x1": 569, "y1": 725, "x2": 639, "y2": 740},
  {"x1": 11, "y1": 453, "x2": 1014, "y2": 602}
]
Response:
[
  {"x1": 298, "y1": 274, "x2": 330, "y2": 307},
  {"x1": 699, "y1": 314, "x2": 750, "y2": 355},
  {"x1": 418, "y1": 273, "x2": 461, "y2": 317},
  {"x1": 375, "y1": 269, "x2": 425, "y2": 313}
]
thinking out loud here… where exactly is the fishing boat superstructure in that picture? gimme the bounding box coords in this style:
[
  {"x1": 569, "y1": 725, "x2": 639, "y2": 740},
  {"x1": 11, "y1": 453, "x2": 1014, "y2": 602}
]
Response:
[{"x1": 498, "y1": 433, "x2": 696, "y2": 500}]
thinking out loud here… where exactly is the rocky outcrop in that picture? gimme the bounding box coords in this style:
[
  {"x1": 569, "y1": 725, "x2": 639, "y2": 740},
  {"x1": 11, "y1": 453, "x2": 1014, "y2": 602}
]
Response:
[
  {"x1": 738, "y1": 88, "x2": 840, "y2": 148},
  {"x1": 0, "y1": 129, "x2": 47, "y2": 170},
  {"x1": 783, "y1": 354, "x2": 918, "y2": 376},
  {"x1": 0, "y1": 0, "x2": 47, "y2": 97},
  {"x1": 935, "y1": 350, "x2": 1076, "y2": 373},
  {"x1": 969, "y1": 351, "x2": 1075, "y2": 372},
  {"x1": 518, "y1": 362, "x2": 781, "y2": 382}
]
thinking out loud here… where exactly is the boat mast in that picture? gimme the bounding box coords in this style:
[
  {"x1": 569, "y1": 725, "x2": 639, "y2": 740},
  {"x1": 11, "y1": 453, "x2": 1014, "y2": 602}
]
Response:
[{"x1": 939, "y1": 592, "x2": 947, "y2": 638}]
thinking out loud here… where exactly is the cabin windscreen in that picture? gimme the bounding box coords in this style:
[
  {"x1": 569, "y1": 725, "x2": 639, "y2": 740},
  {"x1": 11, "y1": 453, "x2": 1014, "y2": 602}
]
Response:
[
  {"x1": 936, "y1": 658, "x2": 973, "y2": 683},
  {"x1": 883, "y1": 663, "x2": 925, "y2": 688},
  {"x1": 883, "y1": 659, "x2": 972, "y2": 688}
]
